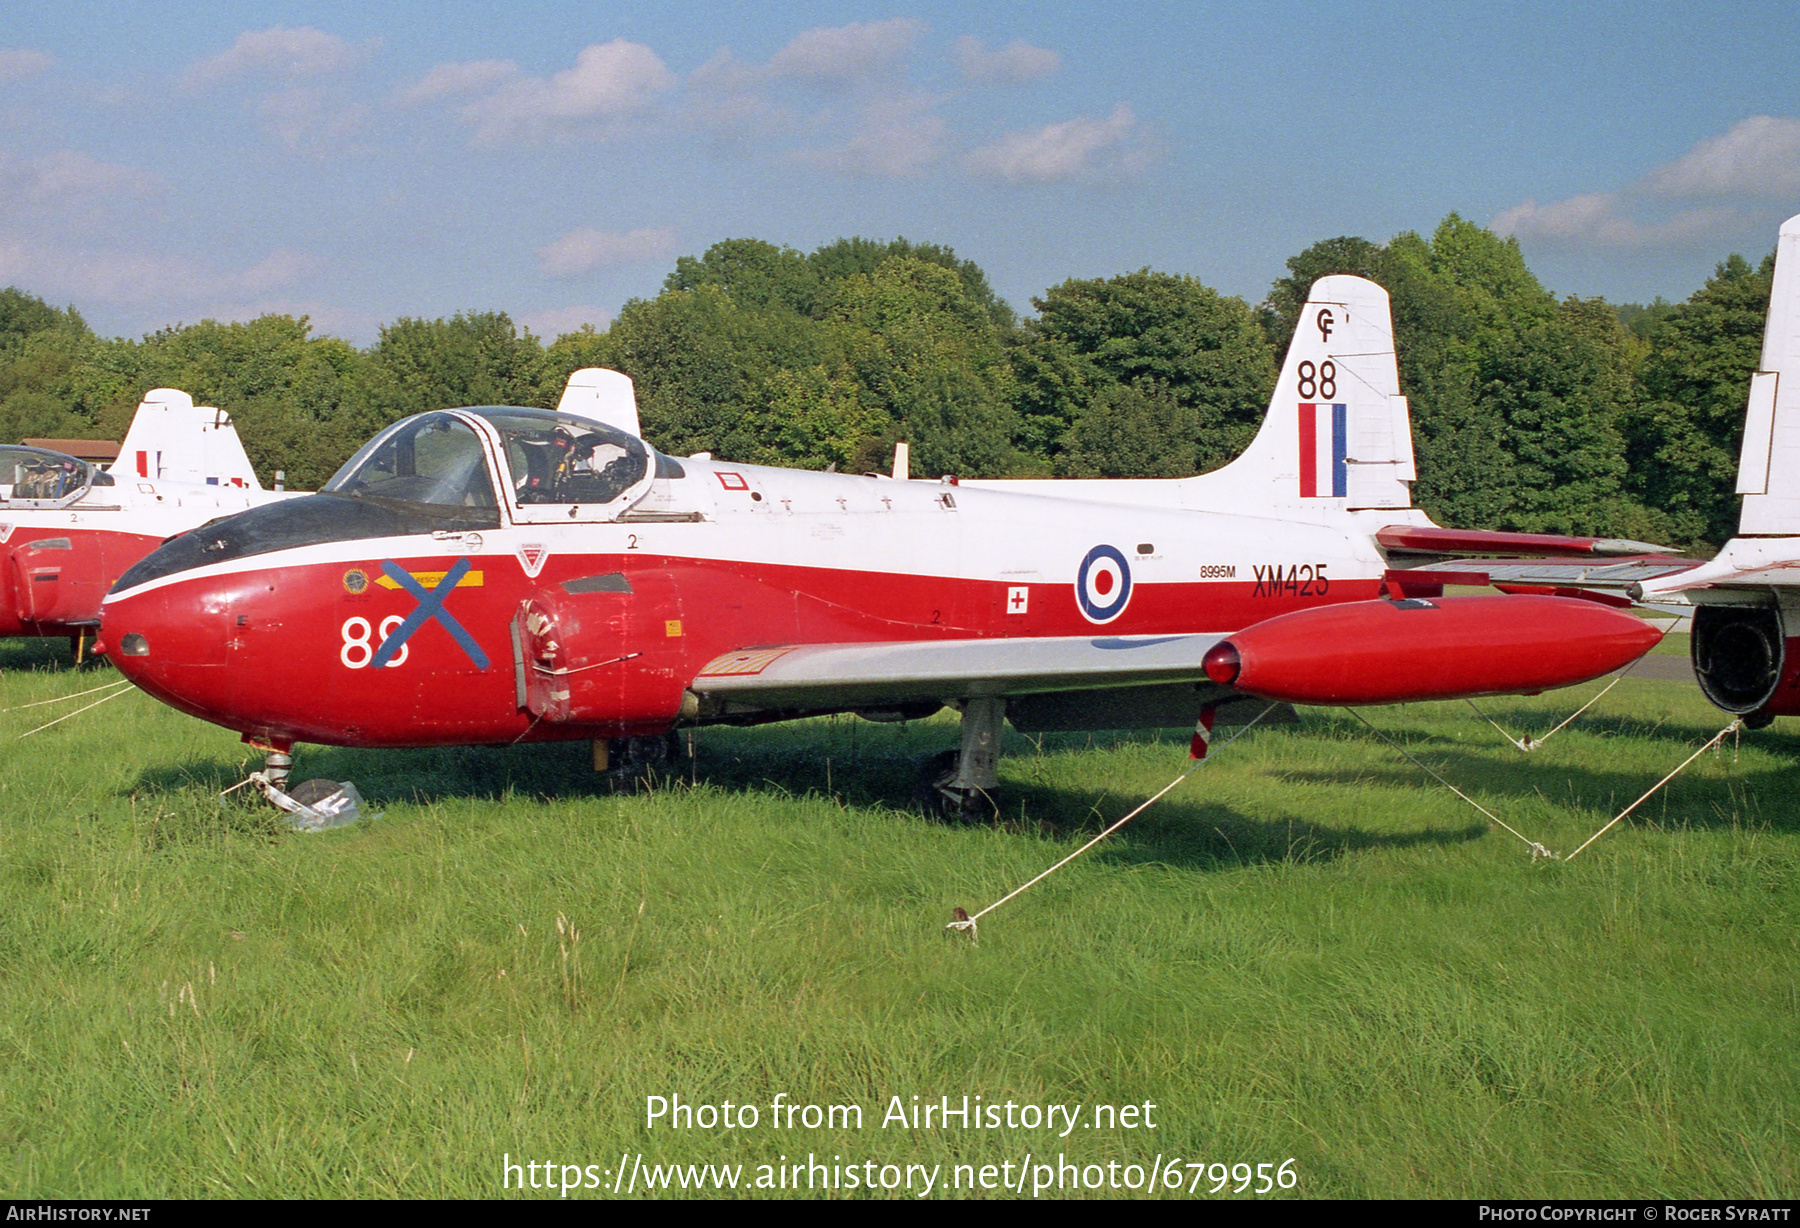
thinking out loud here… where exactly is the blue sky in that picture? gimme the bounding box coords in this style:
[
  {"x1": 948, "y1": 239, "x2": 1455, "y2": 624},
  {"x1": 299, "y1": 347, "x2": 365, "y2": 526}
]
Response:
[{"x1": 2, "y1": 2, "x2": 1797, "y2": 343}]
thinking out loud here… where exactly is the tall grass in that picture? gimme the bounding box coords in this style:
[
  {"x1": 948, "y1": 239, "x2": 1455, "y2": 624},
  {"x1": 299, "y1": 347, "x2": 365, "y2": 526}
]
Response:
[{"x1": 0, "y1": 638, "x2": 1794, "y2": 1198}]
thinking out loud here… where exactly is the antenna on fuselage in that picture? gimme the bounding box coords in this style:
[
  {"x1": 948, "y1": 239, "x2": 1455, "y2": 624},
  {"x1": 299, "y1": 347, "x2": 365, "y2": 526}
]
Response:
[{"x1": 892, "y1": 441, "x2": 910, "y2": 481}]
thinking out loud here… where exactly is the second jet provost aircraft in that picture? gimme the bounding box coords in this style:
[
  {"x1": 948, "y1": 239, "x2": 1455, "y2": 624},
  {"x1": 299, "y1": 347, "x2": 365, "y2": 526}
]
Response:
[
  {"x1": 2, "y1": 389, "x2": 287, "y2": 644},
  {"x1": 99, "y1": 279, "x2": 1666, "y2": 817}
]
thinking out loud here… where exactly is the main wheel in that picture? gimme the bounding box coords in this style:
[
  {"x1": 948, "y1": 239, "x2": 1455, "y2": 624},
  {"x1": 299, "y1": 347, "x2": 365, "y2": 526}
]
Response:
[{"x1": 914, "y1": 749, "x2": 995, "y2": 823}]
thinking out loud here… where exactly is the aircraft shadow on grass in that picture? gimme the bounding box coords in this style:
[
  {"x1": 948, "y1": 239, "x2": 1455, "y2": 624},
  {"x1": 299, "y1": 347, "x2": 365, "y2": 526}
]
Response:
[
  {"x1": 124, "y1": 722, "x2": 1493, "y2": 872},
  {"x1": 1271, "y1": 739, "x2": 1800, "y2": 835}
]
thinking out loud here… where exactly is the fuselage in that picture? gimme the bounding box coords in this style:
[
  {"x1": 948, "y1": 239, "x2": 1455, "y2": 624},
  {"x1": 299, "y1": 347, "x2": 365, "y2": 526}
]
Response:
[
  {"x1": 2, "y1": 447, "x2": 280, "y2": 638},
  {"x1": 101, "y1": 406, "x2": 1386, "y2": 748}
]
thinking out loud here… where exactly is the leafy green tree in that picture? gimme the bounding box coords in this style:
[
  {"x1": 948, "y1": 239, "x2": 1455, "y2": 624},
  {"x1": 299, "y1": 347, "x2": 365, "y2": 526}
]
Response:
[
  {"x1": 1014, "y1": 269, "x2": 1276, "y2": 476},
  {"x1": 77, "y1": 315, "x2": 370, "y2": 489},
  {"x1": 824, "y1": 257, "x2": 1020, "y2": 475},
  {"x1": 1261, "y1": 215, "x2": 1650, "y2": 535},
  {"x1": 663, "y1": 239, "x2": 819, "y2": 316},
  {"x1": 0, "y1": 288, "x2": 101, "y2": 443},
  {"x1": 810, "y1": 236, "x2": 1014, "y2": 328},
  {"x1": 1628, "y1": 252, "x2": 1774, "y2": 545},
  {"x1": 356, "y1": 311, "x2": 546, "y2": 428}
]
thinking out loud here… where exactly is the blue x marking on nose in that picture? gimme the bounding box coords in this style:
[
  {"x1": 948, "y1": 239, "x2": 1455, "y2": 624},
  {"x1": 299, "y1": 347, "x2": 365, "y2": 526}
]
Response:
[{"x1": 372, "y1": 557, "x2": 490, "y2": 670}]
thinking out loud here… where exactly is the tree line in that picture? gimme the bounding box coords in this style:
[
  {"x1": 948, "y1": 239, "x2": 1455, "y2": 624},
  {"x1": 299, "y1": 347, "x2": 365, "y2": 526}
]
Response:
[{"x1": 0, "y1": 217, "x2": 1774, "y2": 549}]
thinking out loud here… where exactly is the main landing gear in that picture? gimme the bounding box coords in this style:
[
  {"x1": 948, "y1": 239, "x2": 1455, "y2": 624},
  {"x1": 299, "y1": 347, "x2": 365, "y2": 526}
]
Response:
[{"x1": 916, "y1": 696, "x2": 1004, "y2": 823}]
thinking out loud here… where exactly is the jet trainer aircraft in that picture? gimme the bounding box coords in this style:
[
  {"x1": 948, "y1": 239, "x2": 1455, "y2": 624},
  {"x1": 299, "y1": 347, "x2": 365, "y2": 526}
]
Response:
[
  {"x1": 2, "y1": 390, "x2": 287, "y2": 644},
  {"x1": 100, "y1": 280, "x2": 1665, "y2": 817}
]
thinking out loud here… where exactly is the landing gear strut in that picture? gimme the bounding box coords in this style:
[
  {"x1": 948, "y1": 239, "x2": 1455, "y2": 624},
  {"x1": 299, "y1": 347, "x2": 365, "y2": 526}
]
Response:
[{"x1": 917, "y1": 696, "x2": 1004, "y2": 822}]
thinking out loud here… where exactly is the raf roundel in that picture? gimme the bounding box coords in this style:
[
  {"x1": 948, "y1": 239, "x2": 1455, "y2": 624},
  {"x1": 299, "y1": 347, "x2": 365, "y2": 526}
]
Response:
[{"x1": 1076, "y1": 544, "x2": 1133, "y2": 624}]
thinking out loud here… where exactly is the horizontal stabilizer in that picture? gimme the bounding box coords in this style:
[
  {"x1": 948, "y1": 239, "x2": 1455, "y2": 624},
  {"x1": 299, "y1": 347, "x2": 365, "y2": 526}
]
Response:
[{"x1": 1376, "y1": 525, "x2": 1677, "y2": 558}]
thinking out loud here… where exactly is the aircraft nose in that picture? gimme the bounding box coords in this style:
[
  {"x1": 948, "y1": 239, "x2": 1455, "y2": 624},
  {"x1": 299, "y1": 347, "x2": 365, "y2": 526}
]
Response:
[{"x1": 102, "y1": 575, "x2": 236, "y2": 723}]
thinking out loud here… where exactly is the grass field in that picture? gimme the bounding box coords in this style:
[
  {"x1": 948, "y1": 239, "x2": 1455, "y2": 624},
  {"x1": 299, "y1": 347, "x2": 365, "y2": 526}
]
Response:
[{"x1": 1, "y1": 634, "x2": 1795, "y2": 1199}]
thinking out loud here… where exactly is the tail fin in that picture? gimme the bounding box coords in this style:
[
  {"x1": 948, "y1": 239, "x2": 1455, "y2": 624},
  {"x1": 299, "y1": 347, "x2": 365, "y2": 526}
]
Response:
[
  {"x1": 1210, "y1": 275, "x2": 1414, "y2": 510},
  {"x1": 1737, "y1": 212, "x2": 1800, "y2": 535},
  {"x1": 111, "y1": 389, "x2": 263, "y2": 490}
]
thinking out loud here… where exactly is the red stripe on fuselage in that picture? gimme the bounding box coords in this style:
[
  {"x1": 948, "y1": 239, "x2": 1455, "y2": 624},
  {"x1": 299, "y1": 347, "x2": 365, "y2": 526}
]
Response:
[{"x1": 105, "y1": 550, "x2": 1379, "y2": 747}]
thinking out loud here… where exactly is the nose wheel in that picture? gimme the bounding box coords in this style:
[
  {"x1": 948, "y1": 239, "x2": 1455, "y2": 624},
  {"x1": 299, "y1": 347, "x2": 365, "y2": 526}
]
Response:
[{"x1": 226, "y1": 740, "x2": 368, "y2": 830}]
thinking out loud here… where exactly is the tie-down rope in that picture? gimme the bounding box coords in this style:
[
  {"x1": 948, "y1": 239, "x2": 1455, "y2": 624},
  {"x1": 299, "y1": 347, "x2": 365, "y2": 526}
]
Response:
[
  {"x1": 1343, "y1": 707, "x2": 1560, "y2": 860},
  {"x1": 946, "y1": 703, "x2": 1277, "y2": 942},
  {"x1": 1563, "y1": 718, "x2": 1743, "y2": 861},
  {"x1": 1465, "y1": 627, "x2": 1667, "y2": 753},
  {"x1": 1349, "y1": 707, "x2": 1746, "y2": 863}
]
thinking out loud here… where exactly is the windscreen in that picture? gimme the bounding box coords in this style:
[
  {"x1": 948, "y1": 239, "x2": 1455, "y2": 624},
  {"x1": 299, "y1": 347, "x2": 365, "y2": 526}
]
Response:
[
  {"x1": 323, "y1": 413, "x2": 498, "y2": 512},
  {"x1": 0, "y1": 446, "x2": 91, "y2": 503}
]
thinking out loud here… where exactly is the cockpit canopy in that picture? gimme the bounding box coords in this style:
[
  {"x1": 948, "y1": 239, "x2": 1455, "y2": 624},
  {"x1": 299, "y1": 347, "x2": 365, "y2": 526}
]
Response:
[
  {"x1": 323, "y1": 407, "x2": 653, "y2": 521},
  {"x1": 0, "y1": 445, "x2": 111, "y2": 508}
]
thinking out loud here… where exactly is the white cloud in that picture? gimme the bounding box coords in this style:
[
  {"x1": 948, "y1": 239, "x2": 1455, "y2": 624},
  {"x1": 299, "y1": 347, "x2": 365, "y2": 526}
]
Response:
[
  {"x1": 0, "y1": 48, "x2": 54, "y2": 82},
  {"x1": 237, "y1": 248, "x2": 318, "y2": 294},
  {"x1": 5, "y1": 150, "x2": 161, "y2": 206},
  {"x1": 964, "y1": 103, "x2": 1139, "y2": 183},
  {"x1": 1487, "y1": 115, "x2": 1800, "y2": 249},
  {"x1": 461, "y1": 40, "x2": 676, "y2": 144},
  {"x1": 766, "y1": 19, "x2": 924, "y2": 86},
  {"x1": 0, "y1": 150, "x2": 163, "y2": 229},
  {"x1": 256, "y1": 87, "x2": 371, "y2": 154},
  {"x1": 800, "y1": 92, "x2": 946, "y2": 177},
  {"x1": 0, "y1": 234, "x2": 318, "y2": 307},
  {"x1": 1490, "y1": 193, "x2": 1740, "y2": 247},
  {"x1": 182, "y1": 27, "x2": 375, "y2": 92},
  {"x1": 521, "y1": 305, "x2": 613, "y2": 337},
  {"x1": 397, "y1": 59, "x2": 518, "y2": 107},
  {"x1": 953, "y1": 37, "x2": 1060, "y2": 84},
  {"x1": 1644, "y1": 115, "x2": 1800, "y2": 198},
  {"x1": 538, "y1": 226, "x2": 678, "y2": 276}
]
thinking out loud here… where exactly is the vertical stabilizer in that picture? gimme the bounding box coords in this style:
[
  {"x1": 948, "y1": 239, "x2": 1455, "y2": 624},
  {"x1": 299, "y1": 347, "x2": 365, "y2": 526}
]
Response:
[
  {"x1": 1738, "y1": 213, "x2": 1800, "y2": 534},
  {"x1": 1208, "y1": 275, "x2": 1413, "y2": 510},
  {"x1": 112, "y1": 389, "x2": 263, "y2": 490},
  {"x1": 556, "y1": 368, "x2": 640, "y2": 438}
]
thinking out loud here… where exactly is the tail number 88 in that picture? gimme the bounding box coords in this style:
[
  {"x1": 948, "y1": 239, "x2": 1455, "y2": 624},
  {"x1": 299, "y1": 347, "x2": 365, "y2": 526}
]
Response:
[
  {"x1": 341, "y1": 615, "x2": 409, "y2": 668},
  {"x1": 1296, "y1": 360, "x2": 1336, "y2": 399}
]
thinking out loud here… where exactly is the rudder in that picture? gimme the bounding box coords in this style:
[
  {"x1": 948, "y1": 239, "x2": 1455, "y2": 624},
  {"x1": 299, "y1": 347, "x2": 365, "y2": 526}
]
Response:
[{"x1": 1738, "y1": 212, "x2": 1800, "y2": 535}]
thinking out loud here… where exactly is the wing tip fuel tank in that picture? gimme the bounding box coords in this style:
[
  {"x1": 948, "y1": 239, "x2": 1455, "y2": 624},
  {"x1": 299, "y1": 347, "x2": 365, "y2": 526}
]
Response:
[{"x1": 1209, "y1": 595, "x2": 1662, "y2": 706}]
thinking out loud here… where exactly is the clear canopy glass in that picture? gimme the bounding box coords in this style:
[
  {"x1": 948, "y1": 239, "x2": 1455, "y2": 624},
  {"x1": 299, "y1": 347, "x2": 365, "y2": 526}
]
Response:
[
  {"x1": 0, "y1": 446, "x2": 93, "y2": 504},
  {"x1": 323, "y1": 413, "x2": 498, "y2": 511},
  {"x1": 479, "y1": 408, "x2": 649, "y2": 507}
]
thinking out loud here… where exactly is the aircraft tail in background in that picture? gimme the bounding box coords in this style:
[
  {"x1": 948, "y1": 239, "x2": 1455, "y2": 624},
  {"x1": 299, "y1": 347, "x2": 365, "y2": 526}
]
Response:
[
  {"x1": 1736, "y1": 212, "x2": 1800, "y2": 535},
  {"x1": 112, "y1": 390, "x2": 263, "y2": 491}
]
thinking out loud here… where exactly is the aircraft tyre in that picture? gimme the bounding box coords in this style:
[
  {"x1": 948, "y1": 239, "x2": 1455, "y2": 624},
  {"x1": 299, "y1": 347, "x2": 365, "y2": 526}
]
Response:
[{"x1": 914, "y1": 749, "x2": 996, "y2": 824}]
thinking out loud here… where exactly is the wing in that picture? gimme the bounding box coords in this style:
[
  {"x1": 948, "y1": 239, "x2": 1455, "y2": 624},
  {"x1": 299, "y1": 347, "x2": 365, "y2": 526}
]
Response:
[{"x1": 690, "y1": 632, "x2": 1231, "y2": 710}]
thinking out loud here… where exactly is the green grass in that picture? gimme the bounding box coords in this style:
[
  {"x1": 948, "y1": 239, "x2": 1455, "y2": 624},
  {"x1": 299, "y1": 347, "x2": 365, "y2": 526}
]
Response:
[{"x1": 1, "y1": 636, "x2": 1795, "y2": 1199}]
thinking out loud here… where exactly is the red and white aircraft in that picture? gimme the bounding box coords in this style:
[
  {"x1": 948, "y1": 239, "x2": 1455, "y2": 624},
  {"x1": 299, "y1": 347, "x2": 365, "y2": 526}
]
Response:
[
  {"x1": 2, "y1": 389, "x2": 286, "y2": 644},
  {"x1": 99, "y1": 280, "x2": 1664, "y2": 816},
  {"x1": 1630, "y1": 210, "x2": 1800, "y2": 725}
]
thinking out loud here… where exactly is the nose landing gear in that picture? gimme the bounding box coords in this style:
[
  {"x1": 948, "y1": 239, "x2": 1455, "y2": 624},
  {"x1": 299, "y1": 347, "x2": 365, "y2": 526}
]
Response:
[{"x1": 227, "y1": 738, "x2": 369, "y2": 830}]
